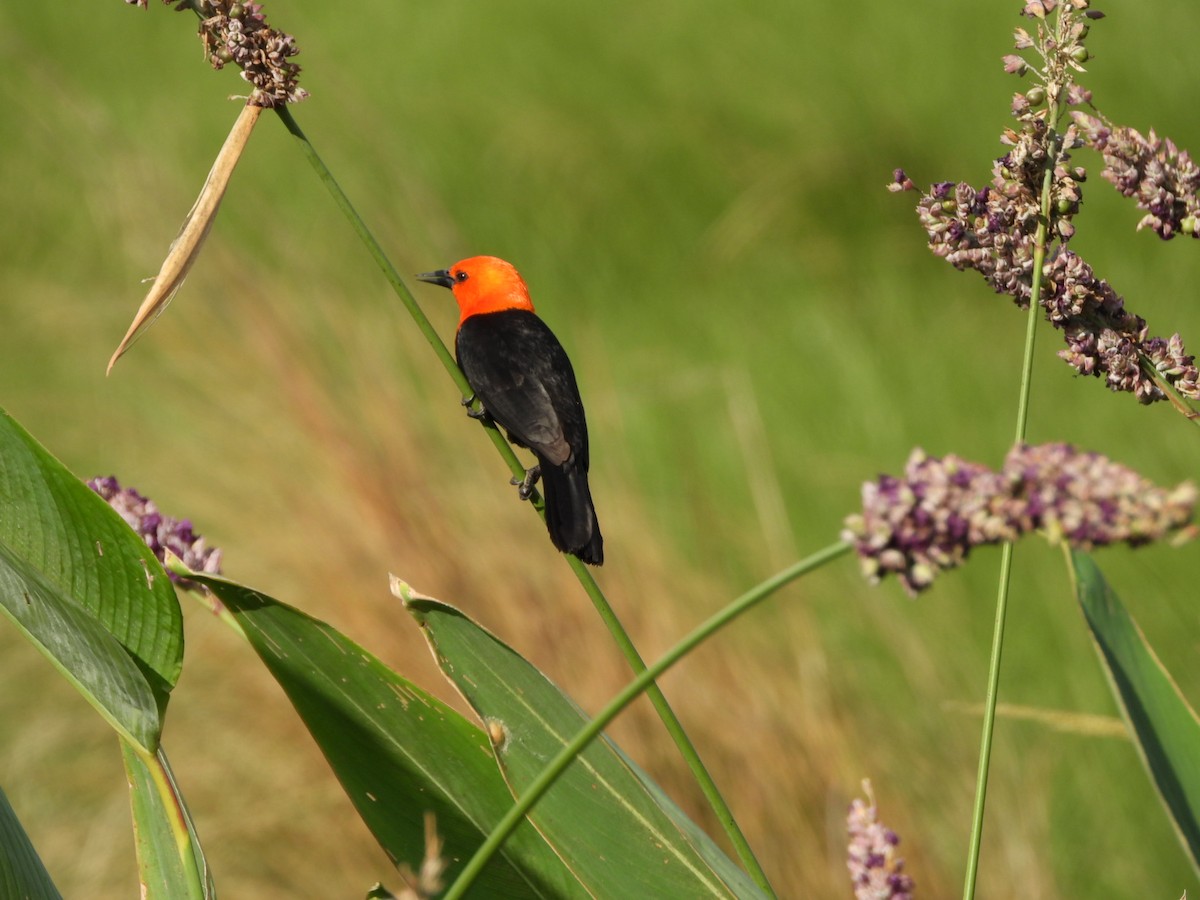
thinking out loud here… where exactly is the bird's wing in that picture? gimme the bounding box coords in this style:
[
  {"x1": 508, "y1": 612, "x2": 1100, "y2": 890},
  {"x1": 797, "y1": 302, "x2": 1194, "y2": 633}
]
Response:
[{"x1": 457, "y1": 312, "x2": 585, "y2": 468}]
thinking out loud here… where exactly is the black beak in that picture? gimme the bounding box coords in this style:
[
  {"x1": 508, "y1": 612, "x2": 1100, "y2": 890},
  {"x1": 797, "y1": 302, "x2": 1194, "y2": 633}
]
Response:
[{"x1": 416, "y1": 268, "x2": 454, "y2": 289}]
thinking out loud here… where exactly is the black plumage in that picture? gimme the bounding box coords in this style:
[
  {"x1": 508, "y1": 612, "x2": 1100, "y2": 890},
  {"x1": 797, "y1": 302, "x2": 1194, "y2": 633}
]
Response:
[{"x1": 456, "y1": 308, "x2": 604, "y2": 565}]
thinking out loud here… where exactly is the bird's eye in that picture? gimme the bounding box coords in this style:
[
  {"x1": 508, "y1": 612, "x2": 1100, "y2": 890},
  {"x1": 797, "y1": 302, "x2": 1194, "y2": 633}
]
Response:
[{"x1": 455, "y1": 270, "x2": 469, "y2": 282}]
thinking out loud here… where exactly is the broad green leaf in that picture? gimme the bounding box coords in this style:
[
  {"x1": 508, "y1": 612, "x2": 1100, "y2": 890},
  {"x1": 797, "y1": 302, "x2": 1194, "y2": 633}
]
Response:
[
  {"x1": 0, "y1": 546, "x2": 163, "y2": 750},
  {"x1": 0, "y1": 408, "x2": 183, "y2": 747},
  {"x1": 1071, "y1": 550, "x2": 1200, "y2": 872},
  {"x1": 121, "y1": 741, "x2": 214, "y2": 900},
  {"x1": 0, "y1": 783, "x2": 62, "y2": 899},
  {"x1": 0, "y1": 409, "x2": 182, "y2": 689},
  {"x1": 190, "y1": 573, "x2": 586, "y2": 899},
  {"x1": 407, "y1": 594, "x2": 767, "y2": 899}
]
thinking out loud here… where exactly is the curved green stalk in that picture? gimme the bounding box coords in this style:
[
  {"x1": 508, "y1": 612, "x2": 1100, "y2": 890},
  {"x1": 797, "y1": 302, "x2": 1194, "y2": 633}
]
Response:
[
  {"x1": 961, "y1": 106, "x2": 1061, "y2": 900},
  {"x1": 442, "y1": 541, "x2": 852, "y2": 900},
  {"x1": 271, "y1": 106, "x2": 778, "y2": 895}
]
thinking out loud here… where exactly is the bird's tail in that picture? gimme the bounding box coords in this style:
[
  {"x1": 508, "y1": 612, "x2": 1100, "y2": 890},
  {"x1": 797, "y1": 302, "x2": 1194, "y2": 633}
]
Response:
[{"x1": 540, "y1": 462, "x2": 604, "y2": 566}]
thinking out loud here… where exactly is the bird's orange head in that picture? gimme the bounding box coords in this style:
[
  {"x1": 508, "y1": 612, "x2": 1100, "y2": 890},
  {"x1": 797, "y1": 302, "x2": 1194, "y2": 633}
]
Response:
[{"x1": 417, "y1": 256, "x2": 535, "y2": 327}]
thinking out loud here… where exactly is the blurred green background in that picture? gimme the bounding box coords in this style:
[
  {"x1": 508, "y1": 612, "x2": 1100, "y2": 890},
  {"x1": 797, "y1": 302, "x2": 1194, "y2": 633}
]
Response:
[{"x1": 4, "y1": 1, "x2": 1200, "y2": 896}]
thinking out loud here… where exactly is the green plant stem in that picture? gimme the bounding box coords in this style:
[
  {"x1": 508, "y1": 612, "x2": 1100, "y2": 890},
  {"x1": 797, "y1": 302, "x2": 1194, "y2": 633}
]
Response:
[
  {"x1": 1143, "y1": 355, "x2": 1200, "y2": 425},
  {"x1": 961, "y1": 112, "x2": 1061, "y2": 900},
  {"x1": 272, "y1": 105, "x2": 777, "y2": 896},
  {"x1": 273, "y1": 108, "x2": 462, "y2": 389},
  {"x1": 442, "y1": 540, "x2": 852, "y2": 900}
]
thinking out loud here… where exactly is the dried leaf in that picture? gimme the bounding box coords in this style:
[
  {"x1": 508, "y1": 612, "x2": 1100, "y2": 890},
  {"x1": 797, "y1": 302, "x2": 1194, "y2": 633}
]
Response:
[{"x1": 107, "y1": 102, "x2": 262, "y2": 374}]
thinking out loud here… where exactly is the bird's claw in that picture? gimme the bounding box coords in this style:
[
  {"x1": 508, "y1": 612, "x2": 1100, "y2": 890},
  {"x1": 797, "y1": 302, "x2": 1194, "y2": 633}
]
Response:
[
  {"x1": 461, "y1": 394, "x2": 489, "y2": 420},
  {"x1": 511, "y1": 465, "x2": 542, "y2": 501}
]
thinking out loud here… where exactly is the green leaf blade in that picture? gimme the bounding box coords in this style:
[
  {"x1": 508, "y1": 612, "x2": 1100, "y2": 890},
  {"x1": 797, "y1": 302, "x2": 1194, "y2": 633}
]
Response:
[
  {"x1": 0, "y1": 409, "x2": 183, "y2": 691},
  {"x1": 193, "y1": 574, "x2": 586, "y2": 899},
  {"x1": 1071, "y1": 550, "x2": 1200, "y2": 872},
  {"x1": 409, "y1": 596, "x2": 765, "y2": 899},
  {"x1": 121, "y1": 742, "x2": 213, "y2": 900},
  {"x1": 0, "y1": 542, "x2": 163, "y2": 750},
  {"x1": 0, "y1": 783, "x2": 63, "y2": 900},
  {"x1": 0, "y1": 409, "x2": 185, "y2": 749}
]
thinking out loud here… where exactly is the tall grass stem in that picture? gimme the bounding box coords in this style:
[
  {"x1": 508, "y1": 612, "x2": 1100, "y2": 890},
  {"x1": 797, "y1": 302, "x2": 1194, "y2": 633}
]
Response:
[{"x1": 961, "y1": 112, "x2": 1061, "y2": 899}]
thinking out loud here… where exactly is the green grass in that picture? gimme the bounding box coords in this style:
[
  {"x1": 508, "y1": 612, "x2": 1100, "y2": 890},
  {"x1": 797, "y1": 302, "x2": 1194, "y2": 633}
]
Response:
[{"x1": 3, "y1": 1, "x2": 1200, "y2": 896}]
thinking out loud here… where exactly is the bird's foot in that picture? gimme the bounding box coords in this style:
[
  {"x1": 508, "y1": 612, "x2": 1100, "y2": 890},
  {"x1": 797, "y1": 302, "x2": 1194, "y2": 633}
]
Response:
[
  {"x1": 511, "y1": 465, "x2": 542, "y2": 501},
  {"x1": 461, "y1": 394, "x2": 489, "y2": 420}
]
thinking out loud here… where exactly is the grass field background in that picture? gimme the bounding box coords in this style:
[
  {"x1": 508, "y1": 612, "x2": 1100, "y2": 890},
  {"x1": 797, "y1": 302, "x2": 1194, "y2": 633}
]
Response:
[{"x1": 4, "y1": 1, "x2": 1200, "y2": 896}]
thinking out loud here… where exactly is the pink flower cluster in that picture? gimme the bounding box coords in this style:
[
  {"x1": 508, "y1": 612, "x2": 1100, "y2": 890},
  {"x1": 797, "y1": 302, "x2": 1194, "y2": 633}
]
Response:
[
  {"x1": 843, "y1": 444, "x2": 1196, "y2": 596},
  {"x1": 847, "y1": 781, "x2": 916, "y2": 900},
  {"x1": 88, "y1": 476, "x2": 223, "y2": 587}
]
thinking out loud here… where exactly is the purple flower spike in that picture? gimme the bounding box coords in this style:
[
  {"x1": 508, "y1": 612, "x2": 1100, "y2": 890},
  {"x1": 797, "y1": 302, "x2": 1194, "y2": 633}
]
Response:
[
  {"x1": 1074, "y1": 113, "x2": 1200, "y2": 241},
  {"x1": 88, "y1": 476, "x2": 222, "y2": 588},
  {"x1": 842, "y1": 450, "x2": 1018, "y2": 596},
  {"x1": 894, "y1": 3, "x2": 1200, "y2": 411},
  {"x1": 196, "y1": 0, "x2": 308, "y2": 108},
  {"x1": 843, "y1": 444, "x2": 1195, "y2": 596},
  {"x1": 1005, "y1": 443, "x2": 1197, "y2": 548},
  {"x1": 847, "y1": 780, "x2": 916, "y2": 900}
]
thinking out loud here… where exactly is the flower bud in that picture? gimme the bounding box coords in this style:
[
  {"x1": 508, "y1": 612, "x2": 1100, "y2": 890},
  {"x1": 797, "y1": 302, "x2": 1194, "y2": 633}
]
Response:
[{"x1": 1003, "y1": 55, "x2": 1028, "y2": 76}]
